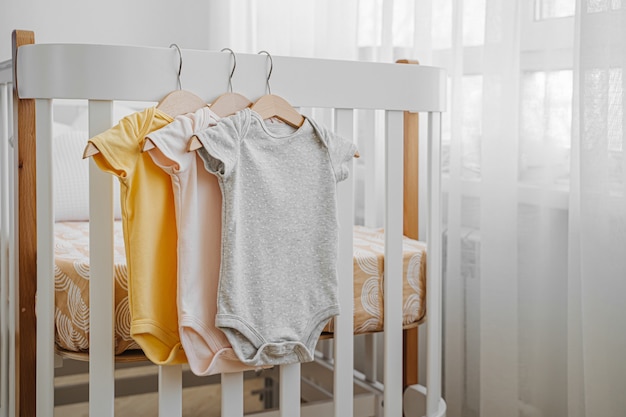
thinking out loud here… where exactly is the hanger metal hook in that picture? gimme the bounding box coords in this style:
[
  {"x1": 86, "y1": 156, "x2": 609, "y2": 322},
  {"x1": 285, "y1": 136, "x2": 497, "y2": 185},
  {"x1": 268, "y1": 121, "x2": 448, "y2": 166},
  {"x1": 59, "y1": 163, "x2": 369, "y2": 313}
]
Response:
[
  {"x1": 257, "y1": 50, "x2": 273, "y2": 95},
  {"x1": 221, "y1": 47, "x2": 237, "y2": 93},
  {"x1": 169, "y1": 43, "x2": 183, "y2": 90}
]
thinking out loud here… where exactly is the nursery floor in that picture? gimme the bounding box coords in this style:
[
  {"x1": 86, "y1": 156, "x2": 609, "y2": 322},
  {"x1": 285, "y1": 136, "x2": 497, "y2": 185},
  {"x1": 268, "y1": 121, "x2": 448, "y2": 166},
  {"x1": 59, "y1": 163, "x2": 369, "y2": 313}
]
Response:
[
  {"x1": 54, "y1": 377, "x2": 267, "y2": 417},
  {"x1": 52, "y1": 356, "x2": 376, "y2": 416}
]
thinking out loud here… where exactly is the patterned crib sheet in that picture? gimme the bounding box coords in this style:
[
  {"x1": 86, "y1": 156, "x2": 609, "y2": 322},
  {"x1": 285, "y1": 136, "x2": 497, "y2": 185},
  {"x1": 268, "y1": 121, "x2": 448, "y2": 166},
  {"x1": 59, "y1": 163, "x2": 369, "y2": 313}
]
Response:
[
  {"x1": 53, "y1": 222, "x2": 426, "y2": 354},
  {"x1": 54, "y1": 221, "x2": 140, "y2": 354},
  {"x1": 323, "y1": 226, "x2": 427, "y2": 333}
]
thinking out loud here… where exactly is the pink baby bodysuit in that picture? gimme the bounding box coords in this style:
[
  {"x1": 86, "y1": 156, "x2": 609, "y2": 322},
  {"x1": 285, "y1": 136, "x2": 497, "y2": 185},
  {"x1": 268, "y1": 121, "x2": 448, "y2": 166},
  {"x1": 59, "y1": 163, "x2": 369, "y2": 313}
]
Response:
[{"x1": 146, "y1": 106, "x2": 253, "y2": 376}]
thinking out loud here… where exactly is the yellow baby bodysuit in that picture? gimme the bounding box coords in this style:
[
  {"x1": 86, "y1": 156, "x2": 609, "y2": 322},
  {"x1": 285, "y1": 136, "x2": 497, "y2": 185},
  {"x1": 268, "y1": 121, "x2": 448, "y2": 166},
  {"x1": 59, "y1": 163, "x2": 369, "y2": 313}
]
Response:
[{"x1": 89, "y1": 107, "x2": 186, "y2": 365}]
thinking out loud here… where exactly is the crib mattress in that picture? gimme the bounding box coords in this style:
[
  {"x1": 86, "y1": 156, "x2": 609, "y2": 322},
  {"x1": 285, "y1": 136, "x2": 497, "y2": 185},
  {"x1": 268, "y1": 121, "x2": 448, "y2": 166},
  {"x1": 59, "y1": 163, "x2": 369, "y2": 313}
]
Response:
[{"x1": 53, "y1": 222, "x2": 426, "y2": 355}]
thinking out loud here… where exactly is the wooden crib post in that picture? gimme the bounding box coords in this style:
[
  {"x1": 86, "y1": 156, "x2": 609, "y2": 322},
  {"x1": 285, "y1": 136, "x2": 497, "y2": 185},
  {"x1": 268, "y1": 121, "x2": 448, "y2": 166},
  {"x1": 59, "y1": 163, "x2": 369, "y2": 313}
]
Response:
[
  {"x1": 403, "y1": 110, "x2": 420, "y2": 390},
  {"x1": 12, "y1": 29, "x2": 37, "y2": 417},
  {"x1": 398, "y1": 59, "x2": 421, "y2": 391}
]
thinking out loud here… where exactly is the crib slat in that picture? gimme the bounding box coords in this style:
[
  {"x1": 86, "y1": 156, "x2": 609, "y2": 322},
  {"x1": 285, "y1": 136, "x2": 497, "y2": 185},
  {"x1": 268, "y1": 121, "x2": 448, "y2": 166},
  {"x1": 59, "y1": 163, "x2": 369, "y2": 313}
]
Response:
[
  {"x1": 426, "y1": 112, "x2": 443, "y2": 416},
  {"x1": 384, "y1": 110, "x2": 404, "y2": 417},
  {"x1": 0, "y1": 82, "x2": 9, "y2": 416},
  {"x1": 280, "y1": 364, "x2": 301, "y2": 417},
  {"x1": 159, "y1": 365, "x2": 182, "y2": 417},
  {"x1": 35, "y1": 98, "x2": 55, "y2": 416},
  {"x1": 360, "y1": 111, "x2": 381, "y2": 227},
  {"x1": 88, "y1": 100, "x2": 115, "y2": 417},
  {"x1": 334, "y1": 108, "x2": 355, "y2": 417},
  {"x1": 221, "y1": 371, "x2": 244, "y2": 417}
]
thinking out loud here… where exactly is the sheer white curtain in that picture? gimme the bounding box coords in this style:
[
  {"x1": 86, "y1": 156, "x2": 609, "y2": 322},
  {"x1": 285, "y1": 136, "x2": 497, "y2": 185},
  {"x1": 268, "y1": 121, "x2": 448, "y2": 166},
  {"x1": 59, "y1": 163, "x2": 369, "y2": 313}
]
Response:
[
  {"x1": 206, "y1": 0, "x2": 358, "y2": 58},
  {"x1": 570, "y1": 3, "x2": 626, "y2": 417},
  {"x1": 212, "y1": 1, "x2": 626, "y2": 416}
]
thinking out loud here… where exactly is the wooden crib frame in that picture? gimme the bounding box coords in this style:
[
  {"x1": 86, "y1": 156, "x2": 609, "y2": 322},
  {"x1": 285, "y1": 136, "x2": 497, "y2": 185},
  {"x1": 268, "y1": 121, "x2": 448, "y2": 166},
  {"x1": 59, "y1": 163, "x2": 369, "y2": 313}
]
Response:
[{"x1": 0, "y1": 30, "x2": 446, "y2": 417}]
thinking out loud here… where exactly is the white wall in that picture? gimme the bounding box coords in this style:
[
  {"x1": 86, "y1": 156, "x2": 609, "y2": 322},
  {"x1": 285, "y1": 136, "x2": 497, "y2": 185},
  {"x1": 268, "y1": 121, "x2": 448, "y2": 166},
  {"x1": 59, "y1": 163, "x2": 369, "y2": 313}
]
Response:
[{"x1": 0, "y1": 0, "x2": 215, "y2": 61}]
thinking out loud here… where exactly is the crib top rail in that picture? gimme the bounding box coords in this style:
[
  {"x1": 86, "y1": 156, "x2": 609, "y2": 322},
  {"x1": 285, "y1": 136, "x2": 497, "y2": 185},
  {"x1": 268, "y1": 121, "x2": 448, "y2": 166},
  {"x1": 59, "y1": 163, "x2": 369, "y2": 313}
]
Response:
[{"x1": 15, "y1": 43, "x2": 446, "y2": 112}]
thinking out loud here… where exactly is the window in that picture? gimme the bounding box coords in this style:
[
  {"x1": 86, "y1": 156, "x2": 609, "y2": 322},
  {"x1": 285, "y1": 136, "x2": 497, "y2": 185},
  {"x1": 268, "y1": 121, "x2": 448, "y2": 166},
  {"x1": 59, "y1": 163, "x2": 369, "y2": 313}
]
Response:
[
  {"x1": 535, "y1": 0, "x2": 576, "y2": 20},
  {"x1": 355, "y1": 0, "x2": 576, "y2": 201},
  {"x1": 520, "y1": 70, "x2": 573, "y2": 185},
  {"x1": 428, "y1": 0, "x2": 575, "y2": 192}
]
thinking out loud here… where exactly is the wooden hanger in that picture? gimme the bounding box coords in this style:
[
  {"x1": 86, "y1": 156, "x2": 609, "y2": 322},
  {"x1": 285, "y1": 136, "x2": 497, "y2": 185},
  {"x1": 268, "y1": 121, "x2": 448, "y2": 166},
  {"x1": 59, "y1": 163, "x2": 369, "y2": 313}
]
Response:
[
  {"x1": 249, "y1": 52, "x2": 358, "y2": 158},
  {"x1": 250, "y1": 94, "x2": 304, "y2": 128},
  {"x1": 82, "y1": 44, "x2": 207, "y2": 158},
  {"x1": 210, "y1": 48, "x2": 253, "y2": 118},
  {"x1": 82, "y1": 142, "x2": 101, "y2": 159},
  {"x1": 187, "y1": 48, "x2": 253, "y2": 152},
  {"x1": 210, "y1": 92, "x2": 252, "y2": 118},
  {"x1": 189, "y1": 50, "x2": 359, "y2": 158},
  {"x1": 156, "y1": 90, "x2": 207, "y2": 119},
  {"x1": 190, "y1": 93, "x2": 305, "y2": 152},
  {"x1": 185, "y1": 91, "x2": 253, "y2": 152},
  {"x1": 187, "y1": 134, "x2": 204, "y2": 152},
  {"x1": 249, "y1": 51, "x2": 304, "y2": 129},
  {"x1": 83, "y1": 89, "x2": 207, "y2": 158},
  {"x1": 142, "y1": 89, "x2": 207, "y2": 152},
  {"x1": 186, "y1": 90, "x2": 255, "y2": 152},
  {"x1": 143, "y1": 44, "x2": 209, "y2": 152}
]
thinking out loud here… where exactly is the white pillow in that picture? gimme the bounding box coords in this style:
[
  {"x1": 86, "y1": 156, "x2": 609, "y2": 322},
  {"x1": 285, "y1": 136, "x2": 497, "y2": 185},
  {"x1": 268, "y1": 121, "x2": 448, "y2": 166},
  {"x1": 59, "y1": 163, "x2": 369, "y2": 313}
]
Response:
[{"x1": 53, "y1": 129, "x2": 122, "y2": 222}]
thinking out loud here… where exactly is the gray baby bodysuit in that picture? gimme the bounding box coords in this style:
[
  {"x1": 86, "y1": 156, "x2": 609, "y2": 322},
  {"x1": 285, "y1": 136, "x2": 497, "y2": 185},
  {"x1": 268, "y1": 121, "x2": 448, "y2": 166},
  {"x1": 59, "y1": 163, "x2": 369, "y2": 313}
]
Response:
[{"x1": 195, "y1": 108, "x2": 357, "y2": 367}]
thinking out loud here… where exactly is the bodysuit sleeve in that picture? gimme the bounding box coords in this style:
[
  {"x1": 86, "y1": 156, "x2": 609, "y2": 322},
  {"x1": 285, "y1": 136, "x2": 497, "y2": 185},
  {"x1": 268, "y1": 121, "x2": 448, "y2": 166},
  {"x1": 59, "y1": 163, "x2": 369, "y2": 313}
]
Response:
[
  {"x1": 307, "y1": 117, "x2": 358, "y2": 183},
  {"x1": 311, "y1": 122, "x2": 358, "y2": 183},
  {"x1": 88, "y1": 109, "x2": 150, "y2": 180},
  {"x1": 326, "y1": 131, "x2": 358, "y2": 183},
  {"x1": 194, "y1": 109, "x2": 248, "y2": 180}
]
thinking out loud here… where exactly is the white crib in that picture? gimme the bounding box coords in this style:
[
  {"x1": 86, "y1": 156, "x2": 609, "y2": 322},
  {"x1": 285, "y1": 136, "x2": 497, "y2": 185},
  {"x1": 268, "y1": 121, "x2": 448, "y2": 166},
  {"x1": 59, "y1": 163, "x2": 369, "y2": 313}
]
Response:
[{"x1": 0, "y1": 30, "x2": 447, "y2": 417}]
